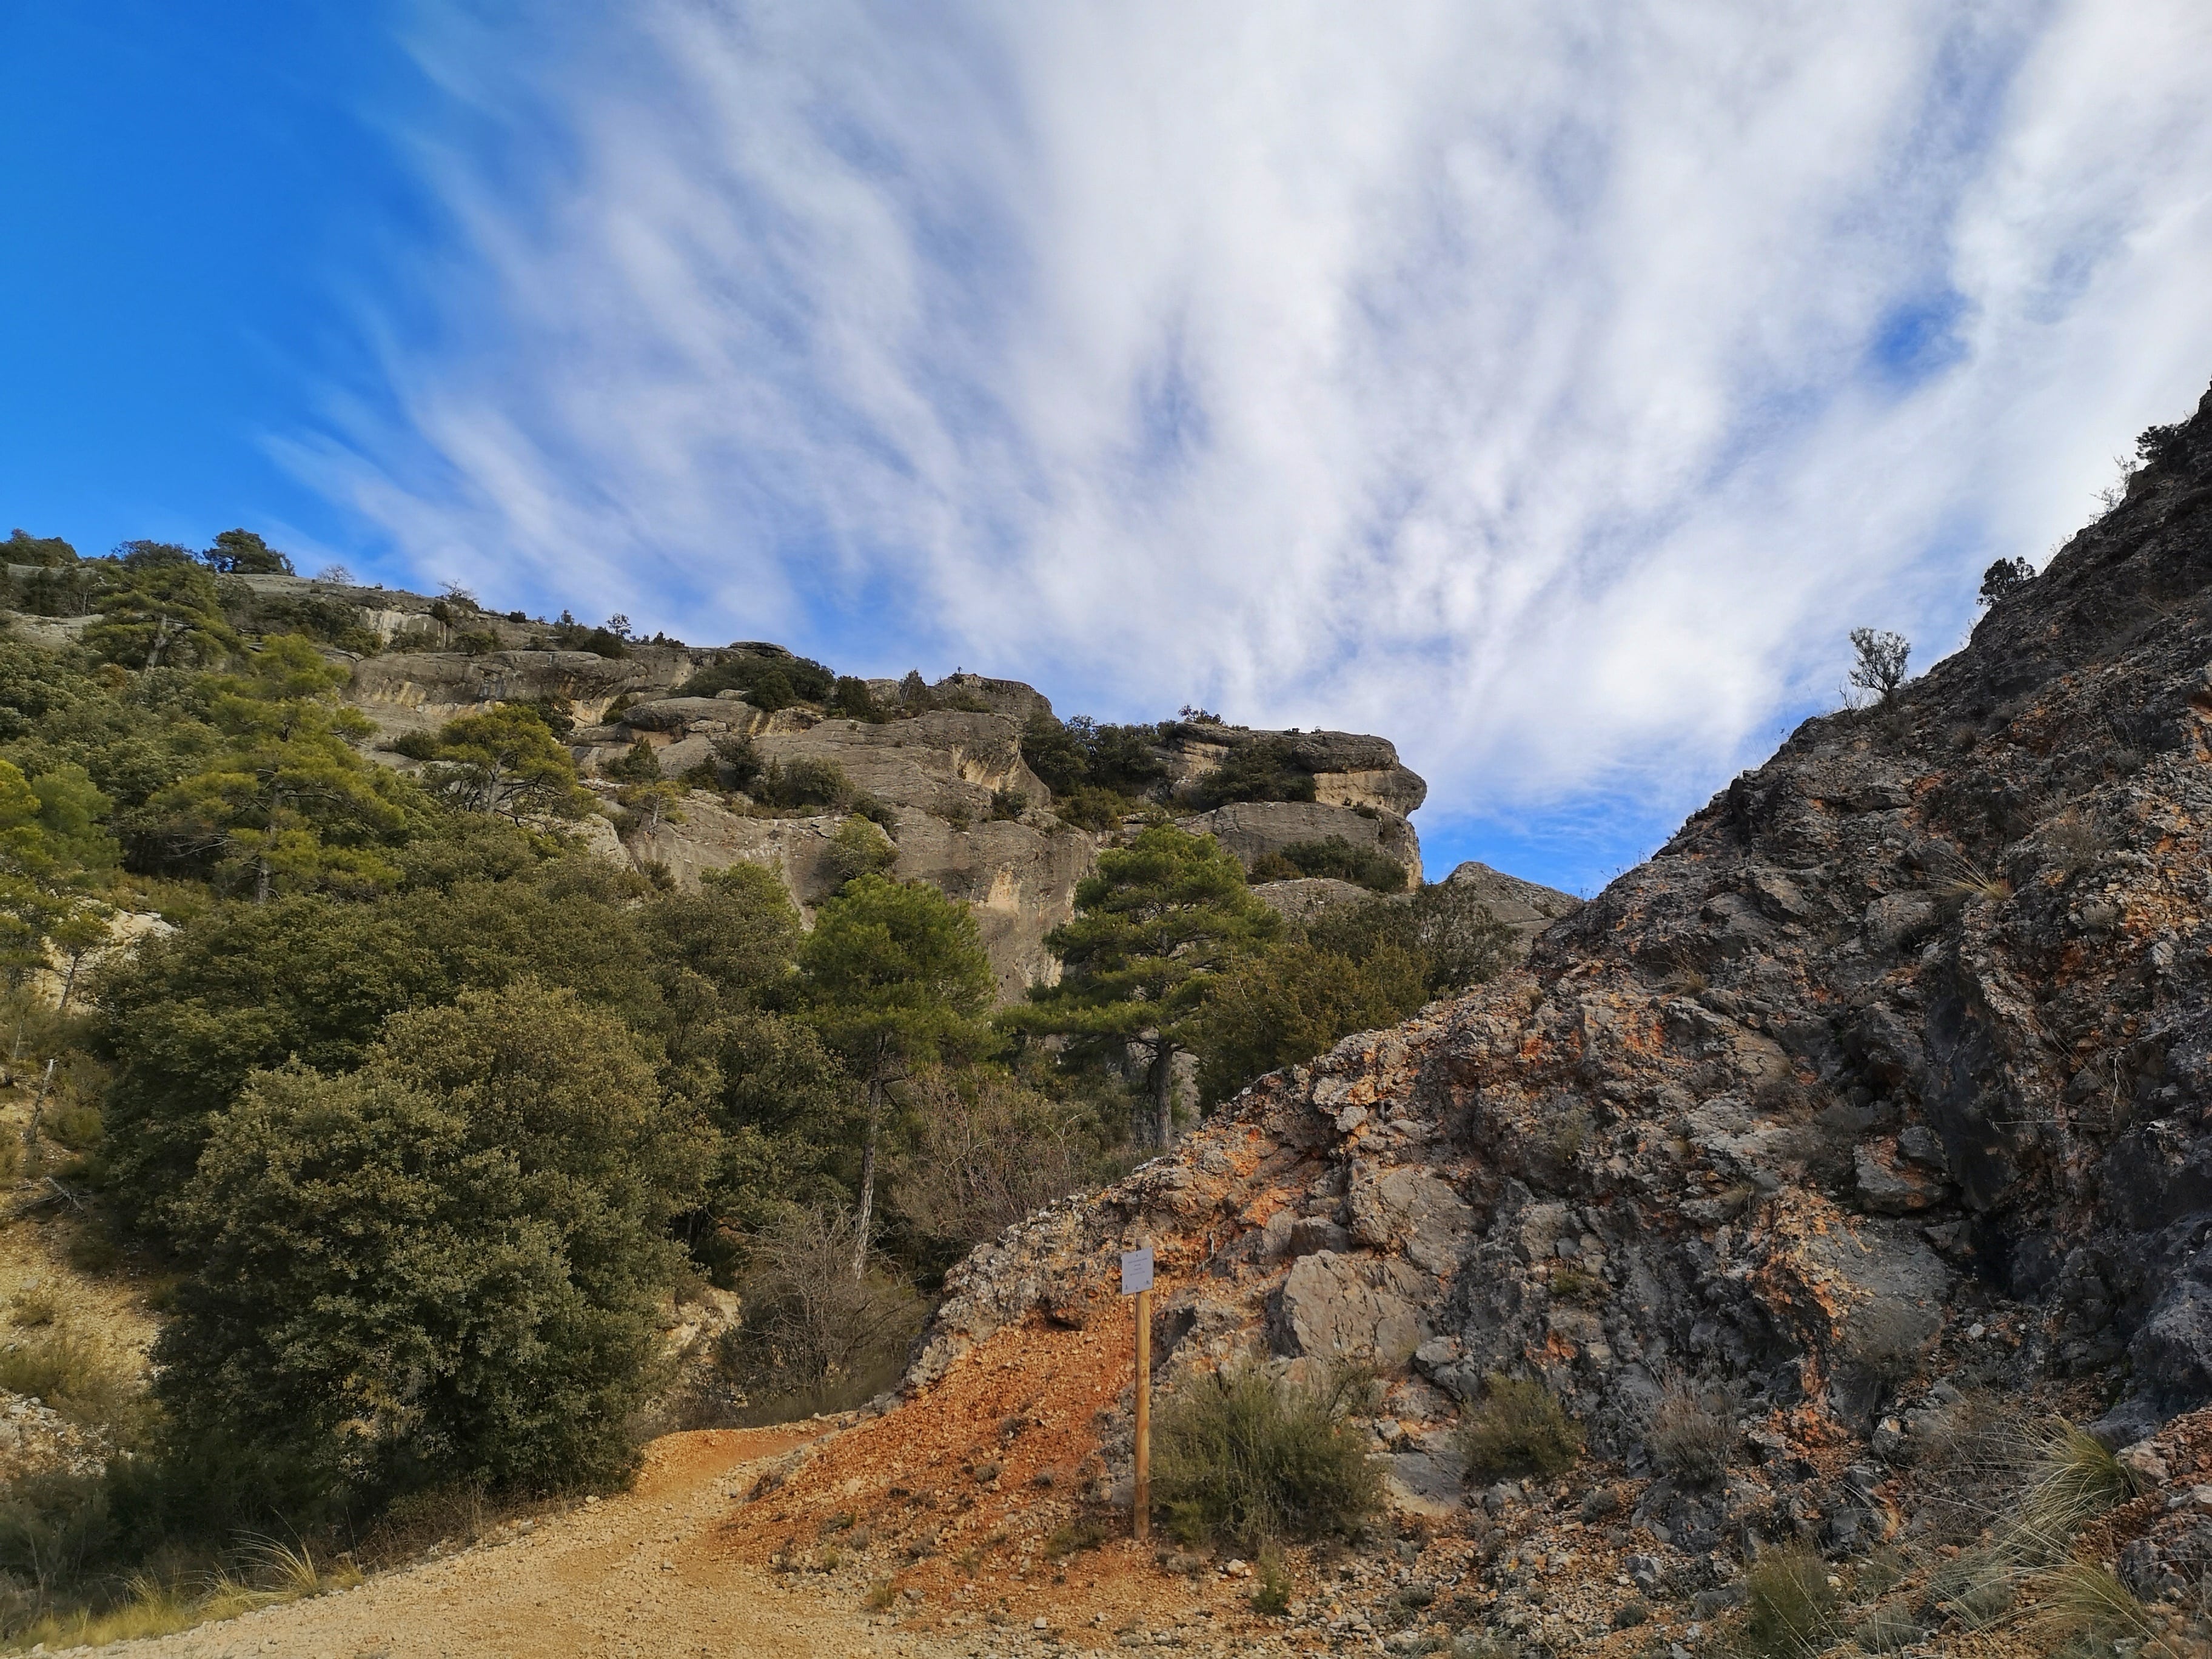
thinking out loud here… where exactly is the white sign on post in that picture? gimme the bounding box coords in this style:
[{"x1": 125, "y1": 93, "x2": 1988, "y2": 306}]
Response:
[{"x1": 1119, "y1": 1247, "x2": 1154, "y2": 1295}]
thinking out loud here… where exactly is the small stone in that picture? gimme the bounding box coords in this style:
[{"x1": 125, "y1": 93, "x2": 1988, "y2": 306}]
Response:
[{"x1": 2117, "y1": 1441, "x2": 2170, "y2": 1484}]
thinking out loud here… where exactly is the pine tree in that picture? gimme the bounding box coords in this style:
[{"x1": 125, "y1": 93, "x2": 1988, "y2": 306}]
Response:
[
  {"x1": 794, "y1": 874, "x2": 995, "y2": 1274},
  {"x1": 1009, "y1": 824, "x2": 1278, "y2": 1148}
]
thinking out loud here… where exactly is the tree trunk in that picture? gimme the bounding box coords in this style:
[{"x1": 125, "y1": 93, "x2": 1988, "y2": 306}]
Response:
[
  {"x1": 255, "y1": 854, "x2": 272, "y2": 905},
  {"x1": 852, "y1": 1072, "x2": 885, "y2": 1281},
  {"x1": 1150, "y1": 1039, "x2": 1176, "y2": 1149}
]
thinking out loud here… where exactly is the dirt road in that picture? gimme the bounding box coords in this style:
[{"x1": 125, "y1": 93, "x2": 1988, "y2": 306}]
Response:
[{"x1": 72, "y1": 1428, "x2": 943, "y2": 1659}]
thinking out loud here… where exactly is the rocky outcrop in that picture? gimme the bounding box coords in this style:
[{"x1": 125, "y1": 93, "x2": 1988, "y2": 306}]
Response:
[
  {"x1": 751, "y1": 711, "x2": 1051, "y2": 820},
  {"x1": 867, "y1": 811, "x2": 1096, "y2": 998},
  {"x1": 1178, "y1": 799, "x2": 1423, "y2": 887},
  {"x1": 337, "y1": 634, "x2": 1460, "y2": 1002},
  {"x1": 1443, "y1": 859, "x2": 1582, "y2": 950},
  {"x1": 1157, "y1": 723, "x2": 1429, "y2": 817},
  {"x1": 349, "y1": 649, "x2": 685, "y2": 739},
  {"x1": 618, "y1": 791, "x2": 1095, "y2": 1002},
  {"x1": 1251, "y1": 876, "x2": 1374, "y2": 922},
  {"x1": 900, "y1": 382, "x2": 2212, "y2": 1559}
]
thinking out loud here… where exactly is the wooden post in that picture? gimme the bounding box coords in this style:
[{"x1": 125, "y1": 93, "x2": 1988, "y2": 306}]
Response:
[
  {"x1": 1133, "y1": 1284, "x2": 1151, "y2": 1542},
  {"x1": 1121, "y1": 1244, "x2": 1155, "y2": 1542}
]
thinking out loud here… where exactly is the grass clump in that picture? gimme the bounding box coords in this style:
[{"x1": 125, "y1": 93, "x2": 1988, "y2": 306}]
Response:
[
  {"x1": 1644, "y1": 1384, "x2": 1732, "y2": 1487},
  {"x1": 6, "y1": 1287, "x2": 59, "y2": 1329},
  {"x1": 2019, "y1": 1422, "x2": 2139, "y2": 1543},
  {"x1": 243, "y1": 1537, "x2": 361, "y2": 1598},
  {"x1": 1738, "y1": 1545, "x2": 1839, "y2": 1657},
  {"x1": 1044, "y1": 1517, "x2": 1114, "y2": 1561},
  {"x1": 5, "y1": 1576, "x2": 263, "y2": 1652},
  {"x1": 1849, "y1": 1603, "x2": 1921, "y2": 1652},
  {"x1": 1152, "y1": 1364, "x2": 1381, "y2": 1550},
  {"x1": 2027, "y1": 1561, "x2": 2160, "y2": 1650},
  {"x1": 1453, "y1": 1374, "x2": 1581, "y2": 1480},
  {"x1": 1929, "y1": 1547, "x2": 2017, "y2": 1629},
  {"x1": 0, "y1": 1327, "x2": 138, "y2": 1434},
  {"x1": 1547, "y1": 1265, "x2": 1604, "y2": 1305}
]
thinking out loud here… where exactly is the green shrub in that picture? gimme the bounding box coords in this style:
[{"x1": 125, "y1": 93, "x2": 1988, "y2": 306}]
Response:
[
  {"x1": 1020, "y1": 714, "x2": 1090, "y2": 794},
  {"x1": 753, "y1": 757, "x2": 854, "y2": 812},
  {"x1": 1251, "y1": 1544, "x2": 1291, "y2": 1614},
  {"x1": 1453, "y1": 1375, "x2": 1581, "y2": 1480},
  {"x1": 1740, "y1": 1546, "x2": 1838, "y2": 1656},
  {"x1": 1191, "y1": 939, "x2": 1429, "y2": 1107},
  {"x1": 1265, "y1": 836, "x2": 1408, "y2": 894},
  {"x1": 822, "y1": 814, "x2": 898, "y2": 890},
  {"x1": 677, "y1": 651, "x2": 834, "y2": 709},
  {"x1": 832, "y1": 676, "x2": 890, "y2": 722},
  {"x1": 154, "y1": 980, "x2": 694, "y2": 1496},
  {"x1": 605, "y1": 740, "x2": 663, "y2": 783},
  {"x1": 711, "y1": 734, "x2": 764, "y2": 791},
  {"x1": 1052, "y1": 785, "x2": 1135, "y2": 831},
  {"x1": 545, "y1": 615, "x2": 629, "y2": 658},
  {"x1": 1043, "y1": 1517, "x2": 1114, "y2": 1560},
  {"x1": 1186, "y1": 740, "x2": 1316, "y2": 810},
  {"x1": 1305, "y1": 884, "x2": 1516, "y2": 999},
  {"x1": 1152, "y1": 1364, "x2": 1381, "y2": 1549},
  {"x1": 46, "y1": 1104, "x2": 102, "y2": 1153}
]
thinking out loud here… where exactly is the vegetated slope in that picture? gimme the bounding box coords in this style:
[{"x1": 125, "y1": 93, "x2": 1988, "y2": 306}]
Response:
[{"x1": 725, "y1": 384, "x2": 2212, "y2": 1650}]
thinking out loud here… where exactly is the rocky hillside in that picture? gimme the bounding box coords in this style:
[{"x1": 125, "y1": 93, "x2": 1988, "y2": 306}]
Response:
[
  {"x1": 719, "y1": 384, "x2": 2212, "y2": 1652},
  {"x1": 306, "y1": 610, "x2": 1476, "y2": 999}
]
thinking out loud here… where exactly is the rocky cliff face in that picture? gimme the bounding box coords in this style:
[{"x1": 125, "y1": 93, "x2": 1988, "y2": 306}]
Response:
[
  {"x1": 336, "y1": 637, "x2": 1438, "y2": 999},
  {"x1": 780, "y1": 384, "x2": 2212, "y2": 1640}
]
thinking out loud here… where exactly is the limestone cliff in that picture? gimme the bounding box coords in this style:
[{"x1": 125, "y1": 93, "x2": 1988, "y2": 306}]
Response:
[{"x1": 327, "y1": 625, "x2": 1440, "y2": 1000}]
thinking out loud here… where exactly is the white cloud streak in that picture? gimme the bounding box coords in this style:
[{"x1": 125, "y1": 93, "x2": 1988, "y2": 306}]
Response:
[{"x1": 290, "y1": 0, "x2": 2212, "y2": 842}]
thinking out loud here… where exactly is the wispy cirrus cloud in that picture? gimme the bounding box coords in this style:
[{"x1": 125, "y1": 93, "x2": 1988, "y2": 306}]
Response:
[{"x1": 284, "y1": 0, "x2": 2212, "y2": 886}]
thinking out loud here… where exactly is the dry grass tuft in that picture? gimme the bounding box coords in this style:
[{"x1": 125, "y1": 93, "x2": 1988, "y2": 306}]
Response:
[
  {"x1": 1455, "y1": 1374, "x2": 1582, "y2": 1481},
  {"x1": 1644, "y1": 1384, "x2": 1732, "y2": 1487},
  {"x1": 2018, "y1": 1421, "x2": 2139, "y2": 1545},
  {"x1": 242, "y1": 1536, "x2": 362, "y2": 1599},
  {"x1": 1738, "y1": 1545, "x2": 1840, "y2": 1657}
]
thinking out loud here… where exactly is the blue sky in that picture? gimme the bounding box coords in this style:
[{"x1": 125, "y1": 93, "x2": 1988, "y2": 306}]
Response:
[{"x1": 5, "y1": 3, "x2": 2211, "y2": 895}]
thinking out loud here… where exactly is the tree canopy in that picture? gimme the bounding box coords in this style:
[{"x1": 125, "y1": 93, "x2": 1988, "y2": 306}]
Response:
[{"x1": 157, "y1": 980, "x2": 697, "y2": 1496}]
